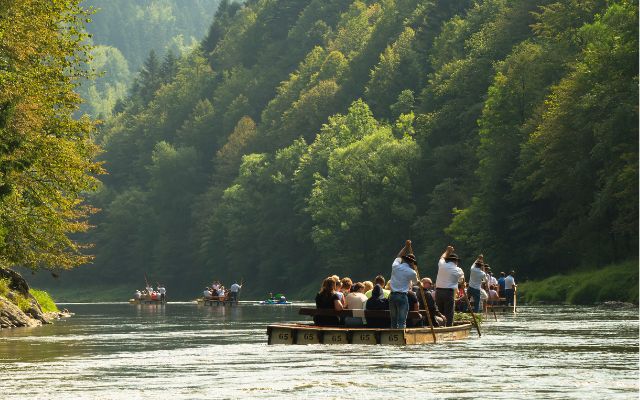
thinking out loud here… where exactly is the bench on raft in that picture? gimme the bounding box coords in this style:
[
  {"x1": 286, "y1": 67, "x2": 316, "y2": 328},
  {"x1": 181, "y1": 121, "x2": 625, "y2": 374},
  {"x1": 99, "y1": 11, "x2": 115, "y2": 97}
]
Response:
[{"x1": 298, "y1": 307, "x2": 428, "y2": 321}]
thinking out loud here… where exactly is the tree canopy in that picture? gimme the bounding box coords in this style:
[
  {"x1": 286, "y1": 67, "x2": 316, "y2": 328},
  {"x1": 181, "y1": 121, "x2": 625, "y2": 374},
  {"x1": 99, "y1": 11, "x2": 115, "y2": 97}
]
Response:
[
  {"x1": 22, "y1": 0, "x2": 638, "y2": 297},
  {"x1": 0, "y1": 0, "x2": 103, "y2": 271}
]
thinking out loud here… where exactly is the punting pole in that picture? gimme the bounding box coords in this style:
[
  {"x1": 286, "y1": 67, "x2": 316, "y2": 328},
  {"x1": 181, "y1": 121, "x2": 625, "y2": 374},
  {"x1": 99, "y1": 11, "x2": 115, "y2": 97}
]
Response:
[
  {"x1": 462, "y1": 279, "x2": 482, "y2": 337},
  {"x1": 407, "y1": 241, "x2": 437, "y2": 343}
]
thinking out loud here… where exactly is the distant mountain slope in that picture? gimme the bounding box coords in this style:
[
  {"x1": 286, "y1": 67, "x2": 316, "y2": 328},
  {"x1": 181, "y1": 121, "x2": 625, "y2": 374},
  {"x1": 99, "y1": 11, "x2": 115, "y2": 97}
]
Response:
[{"x1": 78, "y1": 0, "x2": 224, "y2": 117}]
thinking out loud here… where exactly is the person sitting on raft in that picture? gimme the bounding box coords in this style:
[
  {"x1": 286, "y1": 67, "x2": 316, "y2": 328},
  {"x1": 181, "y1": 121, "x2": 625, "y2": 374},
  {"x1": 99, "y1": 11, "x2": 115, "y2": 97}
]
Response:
[
  {"x1": 487, "y1": 284, "x2": 500, "y2": 305},
  {"x1": 365, "y1": 275, "x2": 390, "y2": 299},
  {"x1": 413, "y1": 278, "x2": 446, "y2": 327},
  {"x1": 364, "y1": 284, "x2": 389, "y2": 328},
  {"x1": 133, "y1": 290, "x2": 142, "y2": 300},
  {"x1": 314, "y1": 277, "x2": 343, "y2": 326},
  {"x1": 339, "y1": 278, "x2": 352, "y2": 307},
  {"x1": 203, "y1": 287, "x2": 213, "y2": 300},
  {"x1": 345, "y1": 282, "x2": 367, "y2": 309}
]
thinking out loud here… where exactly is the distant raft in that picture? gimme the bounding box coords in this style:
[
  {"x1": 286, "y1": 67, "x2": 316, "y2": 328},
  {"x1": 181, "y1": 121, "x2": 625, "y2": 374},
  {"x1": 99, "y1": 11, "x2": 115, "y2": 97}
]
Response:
[
  {"x1": 196, "y1": 296, "x2": 237, "y2": 306},
  {"x1": 128, "y1": 298, "x2": 165, "y2": 305}
]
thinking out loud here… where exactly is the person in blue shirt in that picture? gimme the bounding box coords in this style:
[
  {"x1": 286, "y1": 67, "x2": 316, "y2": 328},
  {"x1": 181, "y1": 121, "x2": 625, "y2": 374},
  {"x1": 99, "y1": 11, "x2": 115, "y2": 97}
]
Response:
[
  {"x1": 498, "y1": 272, "x2": 506, "y2": 298},
  {"x1": 389, "y1": 240, "x2": 418, "y2": 329}
]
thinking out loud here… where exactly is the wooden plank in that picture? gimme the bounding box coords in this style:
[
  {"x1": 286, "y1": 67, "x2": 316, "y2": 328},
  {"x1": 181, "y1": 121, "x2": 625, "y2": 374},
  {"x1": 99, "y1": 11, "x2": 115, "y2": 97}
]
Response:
[
  {"x1": 405, "y1": 330, "x2": 435, "y2": 345},
  {"x1": 379, "y1": 330, "x2": 405, "y2": 345},
  {"x1": 266, "y1": 323, "x2": 472, "y2": 345},
  {"x1": 269, "y1": 327, "x2": 294, "y2": 345},
  {"x1": 350, "y1": 330, "x2": 378, "y2": 345},
  {"x1": 296, "y1": 329, "x2": 321, "y2": 344},
  {"x1": 322, "y1": 330, "x2": 348, "y2": 344}
]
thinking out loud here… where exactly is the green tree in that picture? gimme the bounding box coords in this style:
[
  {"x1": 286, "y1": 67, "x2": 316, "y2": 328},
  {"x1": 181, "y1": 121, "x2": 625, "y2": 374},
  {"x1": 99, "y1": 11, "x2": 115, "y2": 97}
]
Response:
[
  {"x1": 515, "y1": 1, "x2": 638, "y2": 268},
  {"x1": 0, "y1": 0, "x2": 102, "y2": 270},
  {"x1": 308, "y1": 115, "x2": 420, "y2": 275}
]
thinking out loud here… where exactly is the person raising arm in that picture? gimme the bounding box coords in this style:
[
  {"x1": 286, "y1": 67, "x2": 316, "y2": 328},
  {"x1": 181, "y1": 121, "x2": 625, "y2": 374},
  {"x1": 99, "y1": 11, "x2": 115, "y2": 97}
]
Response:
[
  {"x1": 389, "y1": 240, "x2": 418, "y2": 329},
  {"x1": 434, "y1": 245, "x2": 464, "y2": 327}
]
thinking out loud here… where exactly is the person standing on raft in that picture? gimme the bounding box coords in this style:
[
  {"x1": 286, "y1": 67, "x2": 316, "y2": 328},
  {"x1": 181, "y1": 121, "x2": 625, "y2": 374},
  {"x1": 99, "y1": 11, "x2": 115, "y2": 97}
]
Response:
[
  {"x1": 389, "y1": 240, "x2": 418, "y2": 329},
  {"x1": 435, "y1": 245, "x2": 464, "y2": 327}
]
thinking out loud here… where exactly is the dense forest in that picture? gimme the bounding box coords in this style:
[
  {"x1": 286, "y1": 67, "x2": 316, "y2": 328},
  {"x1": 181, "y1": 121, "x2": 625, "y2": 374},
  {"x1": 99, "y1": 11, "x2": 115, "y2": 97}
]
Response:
[
  {"x1": 78, "y1": 0, "x2": 222, "y2": 117},
  {"x1": 25, "y1": 0, "x2": 639, "y2": 299}
]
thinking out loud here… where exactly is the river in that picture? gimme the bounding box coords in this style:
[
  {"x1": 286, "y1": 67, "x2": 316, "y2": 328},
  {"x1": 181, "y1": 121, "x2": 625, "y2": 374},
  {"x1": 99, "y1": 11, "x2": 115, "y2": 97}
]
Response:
[{"x1": 0, "y1": 303, "x2": 637, "y2": 399}]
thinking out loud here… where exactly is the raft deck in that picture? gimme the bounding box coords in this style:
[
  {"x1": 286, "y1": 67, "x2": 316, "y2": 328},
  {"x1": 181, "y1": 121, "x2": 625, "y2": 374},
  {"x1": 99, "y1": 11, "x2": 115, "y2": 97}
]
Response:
[
  {"x1": 197, "y1": 297, "x2": 237, "y2": 306},
  {"x1": 267, "y1": 307, "x2": 473, "y2": 345},
  {"x1": 129, "y1": 299, "x2": 165, "y2": 305},
  {"x1": 267, "y1": 323, "x2": 472, "y2": 345}
]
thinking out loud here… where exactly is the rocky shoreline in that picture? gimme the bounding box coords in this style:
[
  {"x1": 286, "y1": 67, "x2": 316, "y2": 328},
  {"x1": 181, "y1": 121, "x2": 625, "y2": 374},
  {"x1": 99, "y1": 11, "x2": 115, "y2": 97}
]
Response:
[{"x1": 0, "y1": 268, "x2": 70, "y2": 329}]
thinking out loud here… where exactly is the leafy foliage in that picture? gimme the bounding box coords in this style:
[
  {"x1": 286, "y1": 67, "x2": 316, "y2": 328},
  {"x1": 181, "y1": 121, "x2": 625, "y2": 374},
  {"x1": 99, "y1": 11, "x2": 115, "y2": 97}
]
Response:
[
  {"x1": 29, "y1": 0, "x2": 636, "y2": 299},
  {"x1": 29, "y1": 289, "x2": 59, "y2": 313},
  {"x1": 0, "y1": 0, "x2": 103, "y2": 271}
]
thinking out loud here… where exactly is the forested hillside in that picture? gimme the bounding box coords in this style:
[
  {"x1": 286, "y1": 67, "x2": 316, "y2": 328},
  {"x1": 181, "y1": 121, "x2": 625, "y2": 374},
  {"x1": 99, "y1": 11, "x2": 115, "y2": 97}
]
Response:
[
  {"x1": 39, "y1": 0, "x2": 637, "y2": 299},
  {"x1": 78, "y1": 0, "x2": 223, "y2": 117}
]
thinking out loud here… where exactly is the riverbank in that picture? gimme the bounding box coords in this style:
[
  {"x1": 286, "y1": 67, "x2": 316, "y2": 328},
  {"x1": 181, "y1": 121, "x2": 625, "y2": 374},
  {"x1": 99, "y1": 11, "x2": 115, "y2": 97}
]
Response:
[
  {"x1": 0, "y1": 268, "x2": 70, "y2": 329},
  {"x1": 519, "y1": 260, "x2": 638, "y2": 305}
]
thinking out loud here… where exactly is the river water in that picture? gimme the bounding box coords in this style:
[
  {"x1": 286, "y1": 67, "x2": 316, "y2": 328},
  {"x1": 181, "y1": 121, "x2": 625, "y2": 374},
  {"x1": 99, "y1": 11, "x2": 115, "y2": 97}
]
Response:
[{"x1": 0, "y1": 303, "x2": 637, "y2": 399}]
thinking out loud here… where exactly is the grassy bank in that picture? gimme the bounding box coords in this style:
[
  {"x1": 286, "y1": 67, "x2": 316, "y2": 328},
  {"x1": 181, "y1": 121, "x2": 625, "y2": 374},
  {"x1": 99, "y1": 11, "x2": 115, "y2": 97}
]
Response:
[
  {"x1": 0, "y1": 278, "x2": 59, "y2": 312},
  {"x1": 519, "y1": 260, "x2": 638, "y2": 305},
  {"x1": 29, "y1": 289, "x2": 59, "y2": 313}
]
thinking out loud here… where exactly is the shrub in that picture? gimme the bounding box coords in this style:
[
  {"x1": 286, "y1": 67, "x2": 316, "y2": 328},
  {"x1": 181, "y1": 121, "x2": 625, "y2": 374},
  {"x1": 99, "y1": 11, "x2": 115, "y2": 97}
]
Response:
[
  {"x1": 30, "y1": 289, "x2": 59, "y2": 313},
  {"x1": 15, "y1": 294, "x2": 32, "y2": 312},
  {"x1": 0, "y1": 278, "x2": 10, "y2": 297},
  {"x1": 519, "y1": 260, "x2": 638, "y2": 304}
]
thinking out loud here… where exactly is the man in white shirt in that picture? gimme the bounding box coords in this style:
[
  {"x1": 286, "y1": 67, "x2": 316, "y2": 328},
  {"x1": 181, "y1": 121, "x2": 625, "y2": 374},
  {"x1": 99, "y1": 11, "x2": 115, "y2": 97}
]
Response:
[
  {"x1": 505, "y1": 271, "x2": 517, "y2": 306},
  {"x1": 229, "y1": 282, "x2": 242, "y2": 303},
  {"x1": 435, "y1": 245, "x2": 464, "y2": 326},
  {"x1": 467, "y1": 255, "x2": 486, "y2": 313},
  {"x1": 157, "y1": 284, "x2": 167, "y2": 302},
  {"x1": 389, "y1": 240, "x2": 418, "y2": 329}
]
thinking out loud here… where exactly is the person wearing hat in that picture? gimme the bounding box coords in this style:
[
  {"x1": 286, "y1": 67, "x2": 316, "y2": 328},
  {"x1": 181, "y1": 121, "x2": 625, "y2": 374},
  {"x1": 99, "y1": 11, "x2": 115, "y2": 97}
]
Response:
[
  {"x1": 435, "y1": 245, "x2": 464, "y2": 326},
  {"x1": 505, "y1": 270, "x2": 517, "y2": 306},
  {"x1": 467, "y1": 255, "x2": 486, "y2": 313},
  {"x1": 413, "y1": 277, "x2": 445, "y2": 327},
  {"x1": 389, "y1": 240, "x2": 418, "y2": 329}
]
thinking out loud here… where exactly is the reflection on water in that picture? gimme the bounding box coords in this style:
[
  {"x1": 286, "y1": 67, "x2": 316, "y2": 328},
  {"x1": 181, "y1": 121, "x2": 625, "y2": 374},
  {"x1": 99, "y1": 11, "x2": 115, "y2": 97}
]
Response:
[{"x1": 0, "y1": 303, "x2": 637, "y2": 399}]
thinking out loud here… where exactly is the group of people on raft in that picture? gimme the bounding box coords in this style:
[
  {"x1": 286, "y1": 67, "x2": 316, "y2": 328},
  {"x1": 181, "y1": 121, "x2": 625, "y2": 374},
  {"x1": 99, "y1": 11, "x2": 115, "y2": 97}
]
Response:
[
  {"x1": 203, "y1": 280, "x2": 242, "y2": 302},
  {"x1": 314, "y1": 240, "x2": 517, "y2": 329},
  {"x1": 133, "y1": 284, "x2": 167, "y2": 302}
]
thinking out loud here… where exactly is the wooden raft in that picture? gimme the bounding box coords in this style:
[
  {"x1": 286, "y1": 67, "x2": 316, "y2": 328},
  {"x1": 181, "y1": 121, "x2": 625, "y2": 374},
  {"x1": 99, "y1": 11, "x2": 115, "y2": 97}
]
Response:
[
  {"x1": 197, "y1": 297, "x2": 236, "y2": 306},
  {"x1": 484, "y1": 293, "x2": 517, "y2": 314},
  {"x1": 266, "y1": 308, "x2": 472, "y2": 345},
  {"x1": 128, "y1": 299, "x2": 165, "y2": 305},
  {"x1": 267, "y1": 323, "x2": 471, "y2": 345}
]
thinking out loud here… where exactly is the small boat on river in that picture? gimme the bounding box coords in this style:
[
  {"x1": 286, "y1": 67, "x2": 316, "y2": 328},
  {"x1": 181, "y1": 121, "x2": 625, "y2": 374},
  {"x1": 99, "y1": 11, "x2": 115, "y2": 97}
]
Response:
[
  {"x1": 259, "y1": 293, "x2": 291, "y2": 305},
  {"x1": 259, "y1": 299, "x2": 292, "y2": 305},
  {"x1": 267, "y1": 307, "x2": 473, "y2": 345}
]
